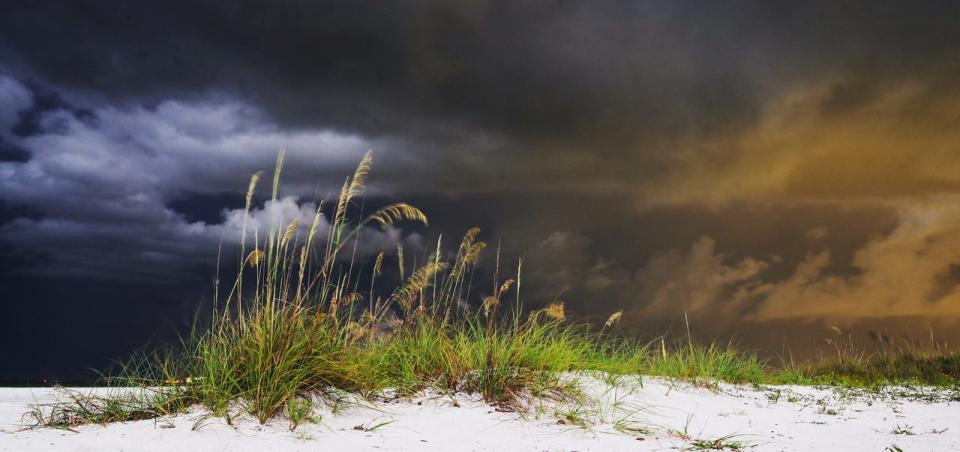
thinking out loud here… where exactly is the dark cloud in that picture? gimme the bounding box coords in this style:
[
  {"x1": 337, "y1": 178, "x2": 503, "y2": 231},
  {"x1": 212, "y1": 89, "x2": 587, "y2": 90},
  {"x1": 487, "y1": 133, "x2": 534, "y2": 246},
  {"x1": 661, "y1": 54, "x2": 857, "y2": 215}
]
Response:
[
  {"x1": 0, "y1": 77, "x2": 419, "y2": 282},
  {"x1": 3, "y1": 1, "x2": 960, "y2": 379},
  {"x1": 10, "y1": 81, "x2": 94, "y2": 138},
  {"x1": 3, "y1": 1, "x2": 958, "y2": 175},
  {"x1": 0, "y1": 137, "x2": 30, "y2": 162}
]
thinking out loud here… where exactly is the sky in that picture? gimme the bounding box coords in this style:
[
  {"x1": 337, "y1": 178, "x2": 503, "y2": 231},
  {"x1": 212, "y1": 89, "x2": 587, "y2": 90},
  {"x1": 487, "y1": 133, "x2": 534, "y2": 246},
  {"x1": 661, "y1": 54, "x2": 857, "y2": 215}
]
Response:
[{"x1": 2, "y1": 1, "x2": 960, "y2": 380}]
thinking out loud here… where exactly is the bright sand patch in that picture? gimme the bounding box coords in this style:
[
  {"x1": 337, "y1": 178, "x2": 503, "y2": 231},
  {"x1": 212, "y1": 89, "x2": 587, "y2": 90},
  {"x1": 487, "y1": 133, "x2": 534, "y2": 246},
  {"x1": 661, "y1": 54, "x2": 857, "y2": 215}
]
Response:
[{"x1": 1, "y1": 376, "x2": 957, "y2": 451}]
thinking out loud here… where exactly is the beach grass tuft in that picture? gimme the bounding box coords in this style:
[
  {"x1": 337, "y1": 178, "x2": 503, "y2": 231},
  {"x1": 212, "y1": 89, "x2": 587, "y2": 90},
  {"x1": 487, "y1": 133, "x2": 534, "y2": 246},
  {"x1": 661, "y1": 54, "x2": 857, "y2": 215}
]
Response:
[{"x1": 28, "y1": 151, "x2": 960, "y2": 429}]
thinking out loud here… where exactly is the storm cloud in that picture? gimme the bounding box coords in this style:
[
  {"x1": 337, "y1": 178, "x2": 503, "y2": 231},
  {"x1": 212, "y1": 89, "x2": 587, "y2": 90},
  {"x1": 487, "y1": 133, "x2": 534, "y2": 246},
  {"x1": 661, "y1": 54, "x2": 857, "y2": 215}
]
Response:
[
  {"x1": 0, "y1": 75, "x2": 422, "y2": 281},
  {"x1": 2, "y1": 0, "x2": 960, "y2": 378}
]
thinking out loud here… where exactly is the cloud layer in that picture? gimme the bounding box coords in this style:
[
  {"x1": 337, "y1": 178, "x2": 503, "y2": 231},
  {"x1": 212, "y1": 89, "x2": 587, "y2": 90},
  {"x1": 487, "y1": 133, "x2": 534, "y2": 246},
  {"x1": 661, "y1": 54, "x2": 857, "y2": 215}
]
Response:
[
  {"x1": 0, "y1": 76, "x2": 415, "y2": 281},
  {"x1": 1, "y1": 1, "x2": 960, "y2": 360}
]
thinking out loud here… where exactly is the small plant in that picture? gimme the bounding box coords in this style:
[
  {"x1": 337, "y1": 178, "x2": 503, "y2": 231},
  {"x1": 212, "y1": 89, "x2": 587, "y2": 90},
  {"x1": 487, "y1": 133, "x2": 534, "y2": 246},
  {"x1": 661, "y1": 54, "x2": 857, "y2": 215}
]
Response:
[
  {"x1": 555, "y1": 404, "x2": 593, "y2": 429},
  {"x1": 690, "y1": 434, "x2": 749, "y2": 450},
  {"x1": 668, "y1": 414, "x2": 695, "y2": 441},
  {"x1": 293, "y1": 432, "x2": 315, "y2": 441},
  {"x1": 353, "y1": 417, "x2": 394, "y2": 432},
  {"x1": 603, "y1": 373, "x2": 624, "y2": 389},
  {"x1": 285, "y1": 397, "x2": 318, "y2": 430},
  {"x1": 27, "y1": 388, "x2": 195, "y2": 431},
  {"x1": 766, "y1": 389, "x2": 781, "y2": 404},
  {"x1": 612, "y1": 418, "x2": 651, "y2": 436},
  {"x1": 890, "y1": 424, "x2": 915, "y2": 435}
]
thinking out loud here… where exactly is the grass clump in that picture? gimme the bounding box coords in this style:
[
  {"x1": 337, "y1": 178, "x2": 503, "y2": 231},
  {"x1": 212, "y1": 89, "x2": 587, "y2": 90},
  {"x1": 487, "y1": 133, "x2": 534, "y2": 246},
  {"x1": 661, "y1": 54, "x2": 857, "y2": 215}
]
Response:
[
  {"x1": 30, "y1": 151, "x2": 959, "y2": 431},
  {"x1": 690, "y1": 435, "x2": 749, "y2": 450},
  {"x1": 285, "y1": 397, "x2": 319, "y2": 430},
  {"x1": 775, "y1": 350, "x2": 960, "y2": 387},
  {"x1": 768, "y1": 327, "x2": 960, "y2": 387},
  {"x1": 32, "y1": 151, "x2": 646, "y2": 427},
  {"x1": 638, "y1": 339, "x2": 767, "y2": 385},
  {"x1": 28, "y1": 387, "x2": 196, "y2": 431}
]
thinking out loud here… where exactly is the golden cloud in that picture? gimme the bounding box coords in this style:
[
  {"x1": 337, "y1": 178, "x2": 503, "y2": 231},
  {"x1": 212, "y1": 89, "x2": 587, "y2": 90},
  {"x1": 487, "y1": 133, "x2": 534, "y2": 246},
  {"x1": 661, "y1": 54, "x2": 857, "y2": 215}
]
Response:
[{"x1": 644, "y1": 77, "x2": 960, "y2": 207}]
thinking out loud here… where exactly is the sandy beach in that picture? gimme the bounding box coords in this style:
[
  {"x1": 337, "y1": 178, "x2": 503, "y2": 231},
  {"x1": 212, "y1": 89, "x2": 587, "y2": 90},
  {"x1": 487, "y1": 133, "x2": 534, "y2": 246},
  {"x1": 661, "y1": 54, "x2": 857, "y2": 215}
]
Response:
[{"x1": 2, "y1": 376, "x2": 957, "y2": 451}]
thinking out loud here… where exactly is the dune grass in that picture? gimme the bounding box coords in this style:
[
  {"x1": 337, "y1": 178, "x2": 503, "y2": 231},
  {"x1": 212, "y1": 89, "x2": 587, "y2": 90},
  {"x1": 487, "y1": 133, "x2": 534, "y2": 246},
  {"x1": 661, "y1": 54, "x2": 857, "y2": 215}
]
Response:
[
  {"x1": 28, "y1": 151, "x2": 960, "y2": 430},
  {"x1": 770, "y1": 330, "x2": 960, "y2": 387},
  {"x1": 799, "y1": 353, "x2": 960, "y2": 387}
]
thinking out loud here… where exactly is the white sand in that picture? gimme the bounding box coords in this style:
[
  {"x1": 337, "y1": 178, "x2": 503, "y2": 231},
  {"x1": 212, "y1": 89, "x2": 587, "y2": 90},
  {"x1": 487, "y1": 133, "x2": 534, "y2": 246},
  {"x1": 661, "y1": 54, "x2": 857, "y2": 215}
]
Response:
[{"x1": 1, "y1": 376, "x2": 957, "y2": 451}]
